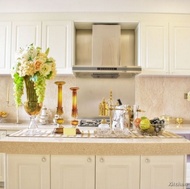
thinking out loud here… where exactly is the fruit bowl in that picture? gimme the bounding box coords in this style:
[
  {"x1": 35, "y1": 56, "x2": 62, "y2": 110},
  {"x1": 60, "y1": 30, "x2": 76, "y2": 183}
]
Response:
[
  {"x1": 137, "y1": 124, "x2": 165, "y2": 136},
  {"x1": 136, "y1": 117, "x2": 165, "y2": 136}
]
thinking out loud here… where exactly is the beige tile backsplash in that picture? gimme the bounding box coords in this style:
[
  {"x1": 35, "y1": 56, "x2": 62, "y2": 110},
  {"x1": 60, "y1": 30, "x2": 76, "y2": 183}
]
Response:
[
  {"x1": 135, "y1": 75, "x2": 190, "y2": 123},
  {"x1": 1, "y1": 74, "x2": 190, "y2": 124}
]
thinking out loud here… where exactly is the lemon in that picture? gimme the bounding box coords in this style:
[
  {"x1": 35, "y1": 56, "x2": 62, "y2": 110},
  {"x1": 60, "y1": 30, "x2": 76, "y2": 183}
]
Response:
[{"x1": 140, "y1": 117, "x2": 150, "y2": 130}]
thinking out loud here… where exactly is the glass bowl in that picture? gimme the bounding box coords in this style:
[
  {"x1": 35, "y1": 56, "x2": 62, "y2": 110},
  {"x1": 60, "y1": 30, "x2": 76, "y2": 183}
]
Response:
[
  {"x1": 95, "y1": 127, "x2": 112, "y2": 137},
  {"x1": 137, "y1": 124, "x2": 165, "y2": 136}
]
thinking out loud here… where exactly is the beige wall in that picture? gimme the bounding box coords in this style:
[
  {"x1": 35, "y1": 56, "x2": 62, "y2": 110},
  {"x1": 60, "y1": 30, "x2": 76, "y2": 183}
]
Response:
[
  {"x1": 135, "y1": 75, "x2": 190, "y2": 123},
  {"x1": 1, "y1": 75, "x2": 190, "y2": 124}
]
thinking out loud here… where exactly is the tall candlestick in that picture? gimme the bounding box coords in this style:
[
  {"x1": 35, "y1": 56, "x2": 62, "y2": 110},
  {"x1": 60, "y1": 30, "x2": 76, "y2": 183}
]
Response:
[
  {"x1": 70, "y1": 87, "x2": 79, "y2": 118},
  {"x1": 70, "y1": 87, "x2": 79, "y2": 126},
  {"x1": 55, "y1": 81, "x2": 65, "y2": 115}
]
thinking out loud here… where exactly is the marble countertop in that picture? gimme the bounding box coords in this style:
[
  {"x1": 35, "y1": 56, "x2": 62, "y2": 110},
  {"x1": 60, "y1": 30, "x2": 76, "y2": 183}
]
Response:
[{"x1": 0, "y1": 122, "x2": 189, "y2": 155}]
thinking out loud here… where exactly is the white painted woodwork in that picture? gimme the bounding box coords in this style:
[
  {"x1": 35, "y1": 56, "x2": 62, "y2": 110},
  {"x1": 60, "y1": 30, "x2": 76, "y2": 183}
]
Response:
[
  {"x1": 140, "y1": 22, "x2": 169, "y2": 74},
  {"x1": 96, "y1": 156, "x2": 140, "y2": 189},
  {"x1": 11, "y1": 21, "x2": 41, "y2": 68},
  {"x1": 5, "y1": 154, "x2": 186, "y2": 189},
  {"x1": 0, "y1": 153, "x2": 5, "y2": 182},
  {"x1": 51, "y1": 155, "x2": 95, "y2": 189},
  {"x1": 7, "y1": 154, "x2": 50, "y2": 189},
  {"x1": 170, "y1": 22, "x2": 190, "y2": 75},
  {"x1": 141, "y1": 155, "x2": 185, "y2": 189},
  {"x1": 42, "y1": 21, "x2": 74, "y2": 74},
  {"x1": 0, "y1": 22, "x2": 11, "y2": 74}
]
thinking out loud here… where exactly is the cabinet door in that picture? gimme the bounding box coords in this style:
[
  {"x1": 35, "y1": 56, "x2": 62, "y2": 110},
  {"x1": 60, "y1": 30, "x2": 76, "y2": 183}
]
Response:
[
  {"x1": 141, "y1": 155, "x2": 185, "y2": 189},
  {"x1": 170, "y1": 22, "x2": 190, "y2": 75},
  {"x1": 0, "y1": 153, "x2": 5, "y2": 182},
  {"x1": 140, "y1": 22, "x2": 169, "y2": 74},
  {"x1": 42, "y1": 21, "x2": 74, "y2": 74},
  {"x1": 51, "y1": 155, "x2": 95, "y2": 189},
  {"x1": 7, "y1": 154, "x2": 50, "y2": 189},
  {"x1": 0, "y1": 22, "x2": 11, "y2": 74},
  {"x1": 11, "y1": 21, "x2": 41, "y2": 68},
  {"x1": 96, "y1": 156, "x2": 140, "y2": 189}
]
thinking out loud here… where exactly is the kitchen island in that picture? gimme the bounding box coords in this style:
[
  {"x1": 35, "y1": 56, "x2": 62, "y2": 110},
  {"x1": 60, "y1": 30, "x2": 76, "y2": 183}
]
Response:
[{"x1": 0, "y1": 125, "x2": 190, "y2": 189}]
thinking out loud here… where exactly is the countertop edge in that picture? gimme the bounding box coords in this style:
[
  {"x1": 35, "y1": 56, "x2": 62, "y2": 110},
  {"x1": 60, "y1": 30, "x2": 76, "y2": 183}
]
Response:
[{"x1": 0, "y1": 140, "x2": 189, "y2": 155}]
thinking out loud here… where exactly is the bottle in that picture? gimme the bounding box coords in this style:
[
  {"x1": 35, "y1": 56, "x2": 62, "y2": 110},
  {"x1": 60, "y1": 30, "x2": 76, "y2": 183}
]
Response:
[{"x1": 39, "y1": 106, "x2": 49, "y2": 125}]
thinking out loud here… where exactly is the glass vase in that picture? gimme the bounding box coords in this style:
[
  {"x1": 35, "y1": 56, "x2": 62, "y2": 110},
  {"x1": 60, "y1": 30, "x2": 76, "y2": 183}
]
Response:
[{"x1": 24, "y1": 76, "x2": 42, "y2": 132}]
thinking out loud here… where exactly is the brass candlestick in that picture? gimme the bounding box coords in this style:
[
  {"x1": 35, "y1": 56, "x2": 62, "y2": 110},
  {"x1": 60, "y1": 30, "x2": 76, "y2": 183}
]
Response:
[
  {"x1": 54, "y1": 81, "x2": 65, "y2": 133},
  {"x1": 70, "y1": 87, "x2": 79, "y2": 126}
]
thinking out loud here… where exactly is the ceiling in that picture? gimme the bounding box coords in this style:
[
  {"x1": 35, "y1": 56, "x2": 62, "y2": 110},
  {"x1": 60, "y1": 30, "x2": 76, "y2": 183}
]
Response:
[{"x1": 0, "y1": 0, "x2": 190, "y2": 14}]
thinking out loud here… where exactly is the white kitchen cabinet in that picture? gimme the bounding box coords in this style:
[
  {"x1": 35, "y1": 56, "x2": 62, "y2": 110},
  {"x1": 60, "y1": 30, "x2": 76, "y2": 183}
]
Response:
[
  {"x1": 96, "y1": 156, "x2": 140, "y2": 189},
  {"x1": 0, "y1": 22, "x2": 11, "y2": 74},
  {"x1": 51, "y1": 155, "x2": 95, "y2": 189},
  {"x1": 169, "y1": 22, "x2": 190, "y2": 75},
  {"x1": 140, "y1": 22, "x2": 169, "y2": 75},
  {"x1": 5, "y1": 154, "x2": 187, "y2": 189},
  {"x1": 7, "y1": 154, "x2": 50, "y2": 189},
  {"x1": 11, "y1": 21, "x2": 42, "y2": 68},
  {"x1": 141, "y1": 155, "x2": 185, "y2": 189},
  {"x1": 42, "y1": 21, "x2": 74, "y2": 75},
  {"x1": 0, "y1": 131, "x2": 6, "y2": 183},
  {"x1": 0, "y1": 153, "x2": 5, "y2": 182}
]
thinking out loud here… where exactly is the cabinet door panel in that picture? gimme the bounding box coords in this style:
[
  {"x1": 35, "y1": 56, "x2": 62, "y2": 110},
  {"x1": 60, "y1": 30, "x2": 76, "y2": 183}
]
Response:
[
  {"x1": 96, "y1": 156, "x2": 140, "y2": 189},
  {"x1": 0, "y1": 22, "x2": 11, "y2": 74},
  {"x1": 11, "y1": 21, "x2": 41, "y2": 68},
  {"x1": 51, "y1": 155, "x2": 95, "y2": 189},
  {"x1": 0, "y1": 153, "x2": 5, "y2": 182},
  {"x1": 141, "y1": 22, "x2": 168, "y2": 74},
  {"x1": 170, "y1": 22, "x2": 190, "y2": 75},
  {"x1": 141, "y1": 155, "x2": 185, "y2": 189},
  {"x1": 7, "y1": 154, "x2": 50, "y2": 189},
  {"x1": 42, "y1": 21, "x2": 74, "y2": 74}
]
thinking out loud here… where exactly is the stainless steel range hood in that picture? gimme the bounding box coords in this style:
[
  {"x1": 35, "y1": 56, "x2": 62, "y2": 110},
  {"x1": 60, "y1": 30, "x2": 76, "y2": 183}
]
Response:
[
  {"x1": 73, "y1": 24, "x2": 142, "y2": 78},
  {"x1": 72, "y1": 66, "x2": 142, "y2": 78}
]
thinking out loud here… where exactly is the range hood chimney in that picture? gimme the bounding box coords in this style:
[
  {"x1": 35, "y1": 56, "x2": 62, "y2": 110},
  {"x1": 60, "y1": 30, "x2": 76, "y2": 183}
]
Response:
[{"x1": 73, "y1": 24, "x2": 142, "y2": 78}]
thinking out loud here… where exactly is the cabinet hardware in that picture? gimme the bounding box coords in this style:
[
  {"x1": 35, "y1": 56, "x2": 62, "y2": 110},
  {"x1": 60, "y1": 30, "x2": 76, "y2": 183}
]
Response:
[
  {"x1": 145, "y1": 158, "x2": 150, "y2": 163},
  {"x1": 42, "y1": 157, "x2": 46, "y2": 162},
  {"x1": 100, "y1": 157, "x2": 104, "y2": 162},
  {"x1": 87, "y1": 157, "x2": 92, "y2": 162}
]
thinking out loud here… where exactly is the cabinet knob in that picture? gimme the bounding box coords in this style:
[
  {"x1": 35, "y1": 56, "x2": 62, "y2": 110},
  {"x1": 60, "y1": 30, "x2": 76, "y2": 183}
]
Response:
[
  {"x1": 145, "y1": 158, "x2": 150, "y2": 163},
  {"x1": 100, "y1": 157, "x2": 104, "y2": 163},
  {"x1": 42, "y1": 157, "x2": 46, "y2": 162},
  {"x1": 87, "y1": 157, "x2": 92, "y2": 162}
]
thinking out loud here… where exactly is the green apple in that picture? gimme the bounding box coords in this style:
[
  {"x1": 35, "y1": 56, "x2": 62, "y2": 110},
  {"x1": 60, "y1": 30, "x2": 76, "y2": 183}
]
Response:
[{"x1": 140, "y1": 117, "x2": 150, "y2": 130}]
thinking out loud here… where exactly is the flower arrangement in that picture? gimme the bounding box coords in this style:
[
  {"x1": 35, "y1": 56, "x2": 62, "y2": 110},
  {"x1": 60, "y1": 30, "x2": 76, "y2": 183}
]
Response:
[{"x1": 12, "y1": 43, "x2": 56, "y2": 106}]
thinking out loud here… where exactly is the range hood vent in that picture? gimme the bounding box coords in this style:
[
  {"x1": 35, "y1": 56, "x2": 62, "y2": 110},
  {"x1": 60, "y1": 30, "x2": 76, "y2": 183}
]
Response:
[{"x1": 72, "y1": 66, "x2": 142, "y2": 78}]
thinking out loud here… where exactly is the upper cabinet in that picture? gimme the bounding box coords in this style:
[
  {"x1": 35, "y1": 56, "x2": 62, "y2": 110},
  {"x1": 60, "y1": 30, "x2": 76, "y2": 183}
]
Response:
[
  {"x1": 42, "y1": 21, "x2": 74, "y2": 75},
  {"x1": 0, "y1": 22, "x2": 11, "y2": 74},
  {"x1": 0, "y1": 19, "x2": 74, "y2": 75},
  {"x1": 140, "y1": 22, "x2": 169, "y2": 75},
  {"x1": 140, "y1": 20, "x2": 190, "y2": 75},
  {"x1": 169, "y1": 22, "x2": 190, "y2": 75}
]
